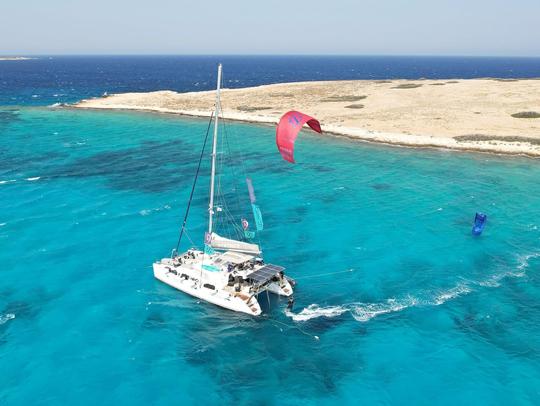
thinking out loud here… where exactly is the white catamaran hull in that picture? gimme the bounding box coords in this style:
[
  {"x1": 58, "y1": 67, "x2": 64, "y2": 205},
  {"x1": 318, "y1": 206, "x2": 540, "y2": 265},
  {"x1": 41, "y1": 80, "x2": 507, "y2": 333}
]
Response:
[{"x1": 153, "y1": 262, "x2": 263, "y2": 316}]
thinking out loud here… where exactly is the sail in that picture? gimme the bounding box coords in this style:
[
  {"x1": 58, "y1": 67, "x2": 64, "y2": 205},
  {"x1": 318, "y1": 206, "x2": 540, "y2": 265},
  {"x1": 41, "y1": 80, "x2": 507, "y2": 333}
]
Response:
[
  {"x1": 209, "y1": 232, "x2": 261, "y2": 254},
  {"x1": 276, "y1": 110, "x2": 322, "y2": 163},
  {"x1": 246, "y1": 177, "x2": 256, "y2": 203}
]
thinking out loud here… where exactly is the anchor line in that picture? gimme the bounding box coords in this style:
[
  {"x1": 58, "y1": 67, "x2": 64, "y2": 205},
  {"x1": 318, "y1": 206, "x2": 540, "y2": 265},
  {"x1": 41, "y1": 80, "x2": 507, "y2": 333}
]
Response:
[{"x1": 294, "y1": 268, "x2": 356, "y2": 280}]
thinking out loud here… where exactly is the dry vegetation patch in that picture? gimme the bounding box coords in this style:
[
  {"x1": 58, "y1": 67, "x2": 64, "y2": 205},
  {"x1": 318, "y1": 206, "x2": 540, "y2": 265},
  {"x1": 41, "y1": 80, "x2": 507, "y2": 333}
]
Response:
[
  {"x1": 321, "y1": 95, "x2": 367, "y2": 102},
  {"x1": 511, "y1": 111, "x2": 540, "y2": 119}
]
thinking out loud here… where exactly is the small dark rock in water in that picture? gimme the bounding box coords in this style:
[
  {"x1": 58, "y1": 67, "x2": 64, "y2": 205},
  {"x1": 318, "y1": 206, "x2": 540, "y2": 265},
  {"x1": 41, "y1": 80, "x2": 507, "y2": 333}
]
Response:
[
  {"x1": 345, "y1": 104, "x2": 364, "y2": 109},
  {"x1": 392, "y1": 83, "x2": 422, "y2": 89},
  {"x1": 511, "y1": 111, "x2": 540, "y2": 119},
  {"x1": 371, "y1": 183, "x2": 391, "y2": 190}
]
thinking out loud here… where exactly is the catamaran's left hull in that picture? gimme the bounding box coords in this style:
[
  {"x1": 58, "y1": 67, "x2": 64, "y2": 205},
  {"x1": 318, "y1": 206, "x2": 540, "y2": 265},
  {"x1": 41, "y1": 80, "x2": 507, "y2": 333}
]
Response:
[{"x1": 153, "y1": 262, "x2": 262, "y2": 316}]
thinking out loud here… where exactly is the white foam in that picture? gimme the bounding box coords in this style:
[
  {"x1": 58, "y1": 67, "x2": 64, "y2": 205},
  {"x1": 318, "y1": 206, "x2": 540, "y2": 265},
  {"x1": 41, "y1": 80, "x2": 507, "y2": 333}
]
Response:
[
  {"x1": 287, "y1": 251, "x2": 540, "y2": 324},
  {"x1": 139, "y1": 205, "x2": 172, "y2": 216},
  {"x1": 0, "y1": 313, "x2": 15, "y2": 325},
  {"x1": 475, "y1": 276, "x2": 501, "y2": 288},
  {"x1": 432, "y1": 283, "x2": 472, "y2": 305},
  {"x1": 0, "y1": 223, "x2": 6, "y2": 227},
  {"x1": 26, "y1": 177, "x2": 40, "y2": 181},
  {"x1": 287, "y1": 285, "x2": 474, "y2": 323},
  {"x1": 285, "y1": 304, "x2": 348, "y2": 321},
  {"x1": 0, "y1": 179, "x2": 16, "y2": 185},
  {"x1": 351, "y1": 296, "x2": 419, "y2": 322},
  {"x1": 517, "y1": 252, "x2": 540, "y2": 271}
]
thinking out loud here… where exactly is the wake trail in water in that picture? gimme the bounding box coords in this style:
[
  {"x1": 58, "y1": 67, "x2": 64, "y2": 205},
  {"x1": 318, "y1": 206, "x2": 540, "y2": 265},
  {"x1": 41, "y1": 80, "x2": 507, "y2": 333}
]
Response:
[
  {"x1": 0, "y1": 313, "x2": 15, "y2": 325},
  {"x1": 139, "y1": 204, "x2": 171, "y2": 216},
  {"x1": 286, "y1": 252, "x2": 539, "y2": 323}
]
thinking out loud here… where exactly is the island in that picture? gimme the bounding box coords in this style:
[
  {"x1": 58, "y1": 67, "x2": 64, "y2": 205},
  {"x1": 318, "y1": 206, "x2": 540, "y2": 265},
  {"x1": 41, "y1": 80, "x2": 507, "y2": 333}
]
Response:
[{"x1": 73, "y1": 78, "x2": 540, "y2": 156}]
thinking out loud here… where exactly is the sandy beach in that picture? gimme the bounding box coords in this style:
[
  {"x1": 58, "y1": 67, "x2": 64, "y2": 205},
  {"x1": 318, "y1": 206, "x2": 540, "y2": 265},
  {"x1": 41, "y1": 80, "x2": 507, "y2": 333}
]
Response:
[{"x1": 73, "y1": 78, "x2": 540, "y2": 156}]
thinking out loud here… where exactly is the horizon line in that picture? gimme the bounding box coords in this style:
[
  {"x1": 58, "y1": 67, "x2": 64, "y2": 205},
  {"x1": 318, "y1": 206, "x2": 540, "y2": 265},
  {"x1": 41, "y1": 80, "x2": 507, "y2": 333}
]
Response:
[{"x1": 2, "y1": 53, "x2": 540, "y2": 59}]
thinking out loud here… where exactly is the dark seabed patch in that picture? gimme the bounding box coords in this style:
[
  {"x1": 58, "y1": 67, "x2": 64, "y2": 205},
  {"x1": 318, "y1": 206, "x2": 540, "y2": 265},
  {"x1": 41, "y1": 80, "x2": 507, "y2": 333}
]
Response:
[
  {"x1": 371, "y1": 183, "x2": 391, "y2": 190},
  {"x1": 0, "y1": 109, "x2": 21, "y2": 125},
  {"x1": 305, "y1": 163, "x2": 334, "y2": 173},
  {"x1": 142, "y1": 311, "x2": 168, "y2": 329},
  {"x1": 294, "y1": 205, "x2": 309, "y2": 217},
  {"x1": 180, "y1": 313, "x2": 357, "y2": 403},
  {"x1": 53, "y1": 139, "x2": 197, "y2": 192}
]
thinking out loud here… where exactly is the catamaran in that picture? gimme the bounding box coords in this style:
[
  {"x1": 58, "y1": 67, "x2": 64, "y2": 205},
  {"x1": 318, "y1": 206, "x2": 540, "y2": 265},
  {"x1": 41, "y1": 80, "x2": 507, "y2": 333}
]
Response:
[{"x1": 153, "y1": 64, "x2": 295, "y2": 316}]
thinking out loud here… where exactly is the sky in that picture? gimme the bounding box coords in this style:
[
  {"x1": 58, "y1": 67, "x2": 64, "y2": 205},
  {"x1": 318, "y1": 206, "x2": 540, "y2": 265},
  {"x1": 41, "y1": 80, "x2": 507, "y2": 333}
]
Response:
[{"x1": 1, "y1": 0, "x2": 539, "y2": 56}]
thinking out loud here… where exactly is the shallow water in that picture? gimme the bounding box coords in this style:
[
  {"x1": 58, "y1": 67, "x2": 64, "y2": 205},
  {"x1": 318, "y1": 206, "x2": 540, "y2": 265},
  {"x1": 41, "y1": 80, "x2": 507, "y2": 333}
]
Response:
[{"x1": 1, "y1": 107, "x2": 540, "y2": 404}]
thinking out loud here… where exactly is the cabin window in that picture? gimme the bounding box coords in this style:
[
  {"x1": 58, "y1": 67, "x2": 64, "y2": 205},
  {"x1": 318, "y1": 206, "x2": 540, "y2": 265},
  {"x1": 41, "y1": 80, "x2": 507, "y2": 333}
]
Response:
[{"x1": 203, "y1": 283, "x2": 215, "y2": 290}]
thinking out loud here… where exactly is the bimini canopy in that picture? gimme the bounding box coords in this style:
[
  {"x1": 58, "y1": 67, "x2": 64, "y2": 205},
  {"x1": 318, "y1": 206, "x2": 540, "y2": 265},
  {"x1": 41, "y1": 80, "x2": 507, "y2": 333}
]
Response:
[
  {"x1": 209, "y1": 233, "x2": 261, "y2": 255},
  {"x1": 276, "y1": 110, "x2": 322, "y2": 163}
]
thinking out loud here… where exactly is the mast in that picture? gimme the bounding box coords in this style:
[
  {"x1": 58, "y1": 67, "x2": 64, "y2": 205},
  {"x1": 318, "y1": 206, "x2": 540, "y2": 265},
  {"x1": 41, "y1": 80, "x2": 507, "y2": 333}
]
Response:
[{"x1": 208, "y1": 63, "x2": 222, "y2": 235}]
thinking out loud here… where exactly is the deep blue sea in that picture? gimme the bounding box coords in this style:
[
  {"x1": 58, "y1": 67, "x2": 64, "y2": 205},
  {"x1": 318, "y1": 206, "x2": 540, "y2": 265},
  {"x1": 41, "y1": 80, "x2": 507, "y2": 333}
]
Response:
[{"x1": 1, "y1": 56, "x2": 540, "y2": 405}]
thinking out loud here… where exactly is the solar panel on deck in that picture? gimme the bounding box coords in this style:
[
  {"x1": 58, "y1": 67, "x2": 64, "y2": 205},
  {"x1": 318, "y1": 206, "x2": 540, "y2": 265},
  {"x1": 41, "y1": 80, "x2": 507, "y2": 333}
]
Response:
[{"x1": 247, "y1": 264, "x2": 285, "y2": 284}]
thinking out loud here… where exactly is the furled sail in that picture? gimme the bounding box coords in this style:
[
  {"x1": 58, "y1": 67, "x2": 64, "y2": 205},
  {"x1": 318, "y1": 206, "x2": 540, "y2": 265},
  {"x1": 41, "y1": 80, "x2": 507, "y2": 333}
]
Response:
[
  {"x1": 208, "y1": 232, "x2": 261, "y2": 254},
  {"x1": 245, "y1": 177, "x2": 264, "y2": 232},
  {"x1": 252, "y1": 204, "x2": 263, "y2": 231},
  {"x1": 276, "y1": 110, "x2": 322, "y2": 163}
]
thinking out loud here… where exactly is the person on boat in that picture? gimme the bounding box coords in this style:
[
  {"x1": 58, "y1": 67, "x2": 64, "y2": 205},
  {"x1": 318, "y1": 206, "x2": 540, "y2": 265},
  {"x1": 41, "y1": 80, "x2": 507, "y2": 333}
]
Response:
[{"x1": 287, "y1": 297, "x2": 295, "y2": 311}]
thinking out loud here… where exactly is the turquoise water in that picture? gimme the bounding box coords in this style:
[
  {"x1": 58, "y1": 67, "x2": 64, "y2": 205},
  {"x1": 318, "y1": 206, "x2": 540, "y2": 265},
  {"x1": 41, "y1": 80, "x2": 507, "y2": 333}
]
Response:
[{"x1": 1, "y1": 107, "x2": 540, "y2": 404}]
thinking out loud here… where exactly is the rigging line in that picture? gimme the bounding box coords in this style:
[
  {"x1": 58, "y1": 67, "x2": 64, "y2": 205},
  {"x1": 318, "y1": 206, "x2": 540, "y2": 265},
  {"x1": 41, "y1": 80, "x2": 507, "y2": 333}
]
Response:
[
  {"x1": 266, "y1": 316, "x2": 320, "y2": 340},
  {"x1": 217, "y1": 109, "x2": 245, "y2": 241},
  {"x1": 221, "y1": 118, "x2": 244, "y2": 222},
  {"x1": 220, "y1": 106, "x2": 263, "y2": 248},
  {"x1": 221, "y1": 108, "x2": 246, "y2": 214},
  {"x1": 294, "y1": 268, "x2": 356, "y2": 280},
  {"x1": 183, "y1": 228, "x2": 197, "y2": 248},
  {"x1": 215, "y1": 121, "x2": 231, "y2": 238},
  {"x1": 223, "y1": 123, "x2": 264, "y2": 252},
  {"x1": 174, "y1": 111, "x2": 214, "y2": 253}
]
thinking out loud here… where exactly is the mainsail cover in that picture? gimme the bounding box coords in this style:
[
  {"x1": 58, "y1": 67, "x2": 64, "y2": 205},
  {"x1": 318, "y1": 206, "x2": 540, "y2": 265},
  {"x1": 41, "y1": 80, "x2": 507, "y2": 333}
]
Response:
[
  {"x1": 245, "y1": 177, "x2": 263, "y2": 232},
  {"x1": 209, "y1": 232, "x2": 261, "y2": 254},
  {"x1": 276, "y1": 110, "x2": 322, "y2": 163}
]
